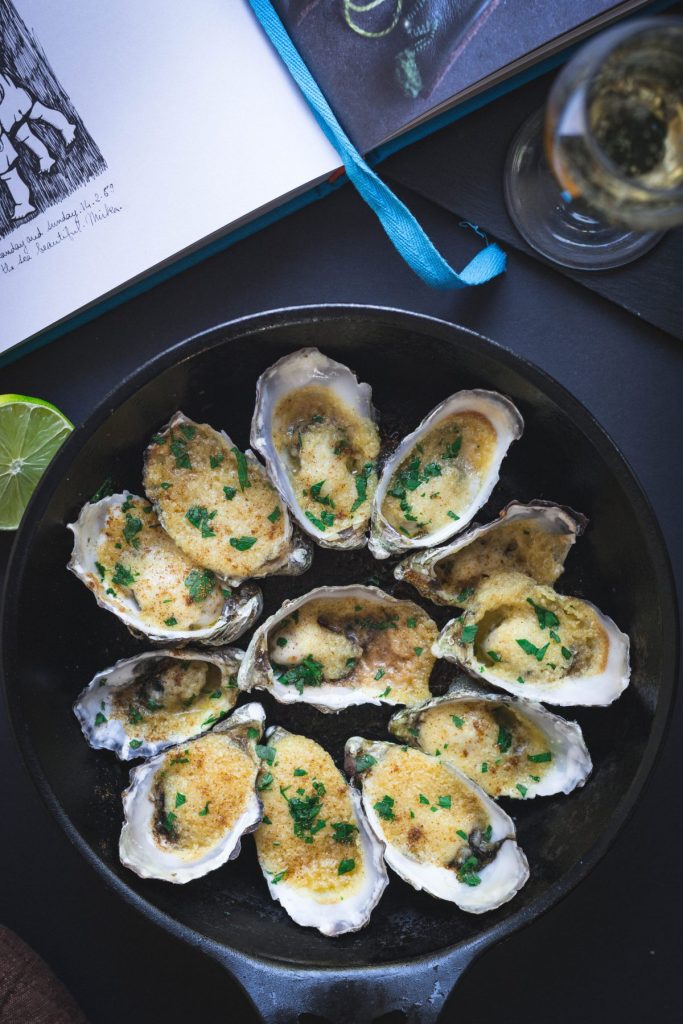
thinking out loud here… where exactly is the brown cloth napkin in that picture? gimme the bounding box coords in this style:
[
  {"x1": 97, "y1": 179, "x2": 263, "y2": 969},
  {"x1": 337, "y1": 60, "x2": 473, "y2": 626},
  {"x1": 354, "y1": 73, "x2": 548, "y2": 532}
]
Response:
[{"x1": 0, "y1": 926, "x2": 89, "y2": 1024}]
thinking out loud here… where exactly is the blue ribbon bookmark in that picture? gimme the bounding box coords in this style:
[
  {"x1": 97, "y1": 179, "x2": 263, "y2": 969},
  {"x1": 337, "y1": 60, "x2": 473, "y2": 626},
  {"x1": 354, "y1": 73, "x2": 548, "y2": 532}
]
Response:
[{"x1": 247, "y1": 0, "x2": 506, "y2": 289}]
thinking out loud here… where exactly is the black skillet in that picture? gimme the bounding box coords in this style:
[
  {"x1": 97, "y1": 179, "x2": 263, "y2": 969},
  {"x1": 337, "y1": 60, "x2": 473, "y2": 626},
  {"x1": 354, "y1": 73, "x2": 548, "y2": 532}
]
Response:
[{"x1": 1, "y1": 306, "x2": 677, "y2": 1023}]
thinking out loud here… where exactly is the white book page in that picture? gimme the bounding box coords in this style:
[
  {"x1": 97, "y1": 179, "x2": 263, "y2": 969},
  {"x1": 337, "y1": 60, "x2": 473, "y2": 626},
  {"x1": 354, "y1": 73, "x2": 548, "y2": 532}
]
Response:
[{"x1": 0, "y1": 0, "x2": 339, "y2": 356}]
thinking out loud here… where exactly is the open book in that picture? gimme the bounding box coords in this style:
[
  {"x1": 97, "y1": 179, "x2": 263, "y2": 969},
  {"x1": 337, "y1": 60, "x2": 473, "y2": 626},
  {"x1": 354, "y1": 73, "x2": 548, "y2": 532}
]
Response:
[{"x1": 0, "y1": 0, "x2": 652, "y2": 359}]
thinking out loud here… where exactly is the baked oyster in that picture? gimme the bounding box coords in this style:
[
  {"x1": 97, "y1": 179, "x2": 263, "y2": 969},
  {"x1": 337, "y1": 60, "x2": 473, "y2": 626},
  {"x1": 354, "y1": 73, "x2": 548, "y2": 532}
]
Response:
[
  {"x1": 119, "y1": 702, "x2": 265, "y2": 883},
  {"x1": 254, "y1": 727, "x2": 388, "y2": 935},
  {"x1": 143, "y1": 412, "x2": 312, "y2": 585},
  {"x1": 74, "y1": 647, "x2": 243, "y2": 760},
  {"x1": 67, "y1": 493, "x2": 262, "y2": 645},
  {"x1": 345, "y1": 737, "x2": 529, "y2": 912},
  {"x1": 395, "y1": 501, "x2": 585, "y2": 607},
  {"x1": 369, "y1": 390, "x2": 523, "y2": 559},
  {"x1": 433, "y1": 571, "x2": 630, "y2": 706},
  {"x1": 389, "y1": 680, "x2": 592, "y2": 799},
  {"x1": 251, "y1": 348, "x2": 381, "y2": 549},
  {"x1": 238, "y1": 585, "x2": 438, "y2": 711}
]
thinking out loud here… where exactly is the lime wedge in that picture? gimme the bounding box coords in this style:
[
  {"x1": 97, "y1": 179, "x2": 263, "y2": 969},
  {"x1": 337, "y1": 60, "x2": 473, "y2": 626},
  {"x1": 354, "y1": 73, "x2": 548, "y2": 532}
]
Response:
[{"x1": 0, "y1": 394, "x2": 73, "y2": 530}]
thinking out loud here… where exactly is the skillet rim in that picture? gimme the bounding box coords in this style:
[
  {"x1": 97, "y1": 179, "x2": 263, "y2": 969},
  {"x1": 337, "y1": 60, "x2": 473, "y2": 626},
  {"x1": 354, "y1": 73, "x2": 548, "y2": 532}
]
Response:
[{"x1": 0, "y1": 303, "x2": 678, "y2": 973}]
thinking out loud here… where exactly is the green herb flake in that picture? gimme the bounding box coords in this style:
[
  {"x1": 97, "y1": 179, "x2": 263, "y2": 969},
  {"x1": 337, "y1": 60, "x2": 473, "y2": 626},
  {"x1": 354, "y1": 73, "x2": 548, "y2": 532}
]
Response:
[
  {"x1": 276, "y1": 654, "x2": 324, "y2": 695},
  {"x1": 184, "y1": 568, "x2": 216, "y2": 603},
  {"x1": 186, "y1": 505, "x2": 217, "y2": 538},
  {"x1": 528, "y1": 751, "x2": 552, "y2": 763},
  {"x1": 164, "y1": 616, "x2": 178, "y2": 627},
  {"x1": 455, "y1": 586, "x2": 475, "y2": 604},
  {"x1": 112, "y1": 562, "x2": 136, "y2": 588},
  {"x1": 497, "y1": 725, "x2": 513, "y2": 753},
  {"x1": 331, "y1": 822, "x2": 358, "y2": 844},
  {"x1": 374, "y1": 668, "x2": 386, "y2": 681},
  {"x1": 406, "y1": 616, "x2": 417, "y2": 628},
  {"x1": 257, "y1": 773, "x2": 274, "y2": 792},
  {"x1": 451, "y1": 715, "x2": 464, "y2": 728},
  {"x1": 438, "y1": 795, "x2": 452, "y2": 809},
  {"x1": 419, "y1": 793, "x2": 430, "y2": 805},
  {"x1": 163, "y1": 811, "x2": 177, "y2": 833},
  {"x1": 256, "y1": 744, "x2": 276, "y2": 765},
  {"x1": 210, "y1": 452, "x2": 224, "y2": 469},
  {"x1": 175, "y1": 792, "x2": 186, "y2": 808},
  {"x1": 94, "y1": 711, "x2": 107, "y2": 726},
  {"x1": 90, "y1": 477, "x2": 114, "y2": 503},
  {"x1": 561, "y1": 646, "x2": 573, "y2": 661},
  {"x1": 267, "y1": 505, "x2": 282, "y2": 523},
  {"x1": 447, "y1": 510, "x2": 460, "y2": 521},
  {"x1": 247, "y1": 727, "x2": 260, "y2": 740},
  {"x1": 170, "y1": 751, "x2": 190, "y2": 765},
  {"x1": 517, "y1": 676, "x2": 525, "y2": 685},
  {"x1": 293, "y1": 768, "x2": 308, "y2": 777},
  {"x1": 305, "y1": 509, "x2": 335, "y2": 531},
  {"x1": 270, "y1": 870, "x2": 287, "y2": 885},
  {"x1": 159, "y1": 481, "x2": 172, "y2": 490},
  {"x1": 338, "y1": 859, "x2": 356, "y2": 876},
  {"x1": 355, "y1": 754, "x2": 377, "y2": 773},
  {"x1": 456, "y1": 829, "x2": 468, "y2": 841},
  {"x1": 276, "y1": 636, "x2": 288, "y2": 648},
  {"x1": 482, "y1": 824, "x2": 493, "y2": 842},
  {"x1": 487, "y1": 650, "x2": 502, "y2": 663},
  {"x1": 262, "y1": 815, "x2": 272, "y2": 825},
  {"x1": 231, "y1": 447, "x2": 251, "y2": 491},
  {"x1": 373, "y1": 795, "x2": 395, "y2": 821},
  {"x1": 516, "y1": 638, "x2": 550, "y2": 661},
  {"x1": 529, "y1": 774, "x2": 541, "y2": 783},
  {"x1": 209, "y1": 689, "x2": 222, "y2": 699},
  {"x1": 179, "y1": 424, "x2": 196, "y2": 440},
  {"x1": 414, "y1": 646, "x2": 424, "y2": 657},
  {"x1": 170, "y1": 435, "x2": 192, "y2": 470},
  {"x1": 481, "y1": 762, "x2": 489, "y2": 773},
  {"x1": 223, "y1": 485, "x2": 237, "y2": 501},
  {"x1": 461, "y1": 624, "x2": 478, "y2": 644},
  {"x1": 527, "y1": 597, "x2": 560, "y2": 631},
  {"x1": 377, "y1": 686, "x2": 392, "y2": 699},
  {"x1": 350, "y1": 462, "x2": 374, "y2": 513},
  {"x1": 199, "y1": 801, "x2": 211, "y2": 816},
  {"x1": 129, "y1": 739, "x2": 143, "y2": 750},
  {"x1": 516, "y1": 784, "x2": 528, "y2": 797}
]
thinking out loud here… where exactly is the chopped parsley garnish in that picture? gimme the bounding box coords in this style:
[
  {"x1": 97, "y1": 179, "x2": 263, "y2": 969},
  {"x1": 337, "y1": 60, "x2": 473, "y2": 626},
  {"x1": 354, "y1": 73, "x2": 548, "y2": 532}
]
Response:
[
  {"x1": 276, "y1": 636, "x2": 288, "y2": 648},
  {"x1": 374, "y1": 668, "x2": 385, "y2": 681},
  {"x1": 128, "y1": 705, "x2": 143, "y2": 725},
  {"x1": 179, "y1": 424, "x2": 196, "y2": 440},
  {"x1": 199, "y1": 801, "x2": 210, "y2": 816},
  {"x1": 257, "y1": 773, "x2": 274, "y2": 792},
  {"x1": 112, "y1": 563, "x2": 136, "y2": 588},
  {"x1": 461, "y1": 624, "x2": 478, "y2": 644},
  {"x1": 231, "y1": 447, "x2": 250, "y2": 491},
  {"x1": 527, "y1": 598, "x2": 560, "y2": 631},
  {"x1": 497, "y1": 725, "x2": 513, "y2": 753},
  {"x1": 293, "y1": 768, "x2": 307, "y2": 777},
  {"x1": 276, "y1": 654, "x2": 324, "y2": 695},
  {"x1": 247, "y1": 727, "x2": 260, "y2": 740},
  {"x1": 338, "y1": 858, "x2": 356, "y2": 875},
  {"x1": 310, "y1": 480, "x2": 334, "y2": 508},
  {"x1": 438, "y1": 795, "x2": 452, "y2": 809},
  {"x1": 164, "y1": 616, "x2": 177, "y2": 627},
  {"x1": 517, "y1": 676, "x2": 525, "y2": 685},
  {"x1": 528, "y1": 751, "x2": 552, "y2": 763},
  {"x1": 159, "y1": 481, "x2": 171, "y2": 490},
  {"x1": 350, "y1": 462, "x2": 374, "y2": 513},
  {"x1": 516, "y1": 638, "x2": 549, "y2": 661},
  {"x1": 311, "y1": 414, "x2": 324, "y2": 424},
  {"x1": 457, "y1": 855, "x2": 482, "y2": 887},
  {"x1": 162, "y1": 810, "x2": 177, "y2": 834},
  {"x1": 210, "y1": 452, "x2": 224, "y2": 469},
  {"x1": 256, "y1": 744, "x2": 276, "y2": 765},
  {"x1": 487, "y1": 650, "x2": 502, "y2": 663},
  {"x1": 270, "y1": 870, "x2": 287, "y2": 884},
  {"x1": 377, "y1": 686, "x2": 391, "y2": 699},
  {"x1": 481, "y1": 762, "x2": 488, "y2": 773},
  {"x1": 305, "y1": 509, "x2": 335, "y2": 531},
  {"x1": 230, "y1": 536, "x2": 257, "y2": 551},
  {"x1": 414, "y1": 646, "x2": 424, "y2": 657},
  {"x1": 561, "y1": 646, "x2": 572, "y2": 661},
  {"x1": 282, "y1": 783, "x2": 326, "y2": 840},
  {"x1": 184, "y1": 568, "x2": 216, "y2": 602},
  {"x1": 516, "y1": 784, "x2": 528, "y2": 797},
  {"x1": 94, "y1": 711, "x2": 107, "y2": 726},
  {"x1": 482, "y1": 824, "x2": 493, "y2": 842},
  {"x1": 549, "y1": 629, "x2": 561, "y2": 643},
  {"x1": 170, "y1": 435, "x2": 192, "y2": 470},
  {"x1": 262, "y1": 815, "x2": 272, "y2": 825},
  {"x1": 451, "y1": 714, "x2": 464, "y2": 728},
  {"x1": 223, "y1": 486, "x2": 236, "y2": 501},
  {"x1": 121, "y1": 497, "x2": 135, "y2": 512},
  {"x1": 170, "y1": 751, "x2": 190, "y2": 764},
  {"x1": 447, "y1": 511, "x2": 460, "y2": 521},
  {"x1": 123, "y1": 513, "x2": 143, "y2": 548},
  {"x1": 90, "y1": 477, "x2": 114, "y2": 503},
  {"x1": 529, "y1": 774, "x2": 541, "y2": 783},
  {"x1": 373, "y1": 795, "x2": 395, "y2": 821},
  {"x1": 201, "y1": 711, "x2": 227, "y2": 727},
  {"x1": 151, "y1": 434, "x2": 166, "y2": 445},
  {"x1": 209, "y1": 689, "x2": 222, "y2": 699},
  {"x1": 456, "y1": 829, "x2": 468, "y2": 842},
  {"x1": 419, "y1": 793, "x2": 430, "y2": 805},
  {"x1": 175, "y1": 792, "x2": 186, "y2": 808},
  {"x1": 355, "y1": 754, "x2": 377, "y2": 773},
  {"x1": 267, "y1": 505, "x2": 282, "y2": 523},
  {"x1": 186, "y1": 505, "x2": 217, "y2": 538},
  {"x1": 331, "y1": 822, "x2": 358, "y2": 844},
  {"x1": 442, "y1": 435, "x2": 462, "y2": 459},
  {"x1": 406, "y1": 616, "x2": 417, "y2": 628},
  {"x1": 95, "y1": 561, "x2": 106, "y2": 580},
  {"x1": 129, "y1": 739, "x2": 143, "y2": 750},
  {"x1": 455, "y1": 586, "x2": 475, "y2": 604}
]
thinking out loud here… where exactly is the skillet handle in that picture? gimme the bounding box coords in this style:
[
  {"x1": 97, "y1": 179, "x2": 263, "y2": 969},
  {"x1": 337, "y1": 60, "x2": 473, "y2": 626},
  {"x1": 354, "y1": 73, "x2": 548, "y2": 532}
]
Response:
[{"x1": 212, "y1": 943, "x2": 481, "y2": 1024}]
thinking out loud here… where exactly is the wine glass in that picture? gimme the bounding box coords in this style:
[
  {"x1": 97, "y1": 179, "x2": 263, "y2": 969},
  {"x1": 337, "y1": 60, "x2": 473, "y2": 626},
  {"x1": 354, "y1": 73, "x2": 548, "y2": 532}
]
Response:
[{"x1": 504, "y1": 17, "x2": 683, "y2": 270}]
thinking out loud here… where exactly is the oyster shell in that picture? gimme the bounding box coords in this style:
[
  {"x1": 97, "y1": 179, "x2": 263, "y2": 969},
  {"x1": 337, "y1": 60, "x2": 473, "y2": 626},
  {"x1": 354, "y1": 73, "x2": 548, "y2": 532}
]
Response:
[
  {"x1": 345, "y1": 737, "x2": 529, "y2": 913},
  {"x1": 250, "y1": 348, "x2": 381, "y2": 549},
  {"x1": 238, "y1": 585, "x2": 438, "y2": 711},
  {"x1": 143, "y1": 412, "x2": 312, "y2": 586},
  {"x1": 253, "y1": 727, "x2": 388, "y2": 935},
  {"x1": 389, "y1": 679, "x2": 592, "y2": 799},
  {"x1": 67, "y1": 493, "x2": 262, "y2": 645},
  {"x1": 433, "y1": 571, "x2": 630, "y2": 706},
  {"x1": 119, "y1": 702, "x2": 265, "y2": 883},
  {"x1": 395, "y1": 500, "x2": 586, "y2": 607},
  {"x1": 369, "y1": 390, "x2": 524, "y2": 559},
  {"x1": 74, "y1": 647, "x2": 243, "y2": 760}
]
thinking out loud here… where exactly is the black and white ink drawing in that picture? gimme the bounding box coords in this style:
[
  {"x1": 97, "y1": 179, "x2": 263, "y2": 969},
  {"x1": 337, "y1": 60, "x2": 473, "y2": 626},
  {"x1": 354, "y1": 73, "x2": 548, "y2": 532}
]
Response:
[{"x1": 0, "y1": 0, "x2": 106, "y2": 238}]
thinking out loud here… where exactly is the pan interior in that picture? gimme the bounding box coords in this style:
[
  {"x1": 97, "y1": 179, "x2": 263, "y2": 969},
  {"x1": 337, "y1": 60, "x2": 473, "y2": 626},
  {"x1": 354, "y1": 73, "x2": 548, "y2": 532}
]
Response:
[{"x1": 3, "y1": 311, "x2": 673, "y2": 968}]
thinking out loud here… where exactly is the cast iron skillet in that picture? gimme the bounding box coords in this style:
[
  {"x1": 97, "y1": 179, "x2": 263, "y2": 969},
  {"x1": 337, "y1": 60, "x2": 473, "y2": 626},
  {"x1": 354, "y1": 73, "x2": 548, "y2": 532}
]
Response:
[{"x1": 1, "y1": 306, "x2": 677, "y2": 1023}]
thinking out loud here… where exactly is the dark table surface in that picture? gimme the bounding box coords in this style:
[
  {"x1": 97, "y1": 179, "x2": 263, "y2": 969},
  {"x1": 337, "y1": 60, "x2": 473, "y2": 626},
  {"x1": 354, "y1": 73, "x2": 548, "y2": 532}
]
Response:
[{"x1": 1, "y1": 171, "x2": 681, "y2": 1023}]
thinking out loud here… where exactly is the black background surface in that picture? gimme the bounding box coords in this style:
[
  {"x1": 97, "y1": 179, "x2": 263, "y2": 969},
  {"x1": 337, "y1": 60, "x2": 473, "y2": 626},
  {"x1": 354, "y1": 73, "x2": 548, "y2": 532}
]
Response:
[{"x1": 0, "y1": 172, "x2": 681, "y2": 1020}]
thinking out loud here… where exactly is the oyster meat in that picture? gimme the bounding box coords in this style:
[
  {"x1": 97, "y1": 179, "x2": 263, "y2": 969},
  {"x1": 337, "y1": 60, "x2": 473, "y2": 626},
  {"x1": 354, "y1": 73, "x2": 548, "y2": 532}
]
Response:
[
  {"x1": 433, "y1": 571, "x2": 630, "y2": 706},
  {"x1": 369, "y1": 390, "x2": 523, "y2": 559},
  {"x1": 251, "y1": 348, "x2": 381, "y2": 549},
  {"x1": 345, "y1": 737, "x2": 529, "y2": 912},
  {"x1": 389, "y1": 680, "x2": 592, "y2": 799},
  {"x1": 67, "y1": 493, "x2": 262, "y2": 645},
  {"x1": 238, "y1": 585, "x2": 438, "y2": 711},
  {"x1": 74, "y1": 647, "x2": 243, "y2": 760},
  {"x1": 395, "y1": 501, "x2": 585, "y2": 607},
  {"x1": 119, "y1": 703, "x2": 265, "y2": 883},
  {"x1": 254, "y1": 727, "x2": 388, "y2": 935},
  {"x1": 143, "y1": 412, "x2": 312, "y2": 585}
]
